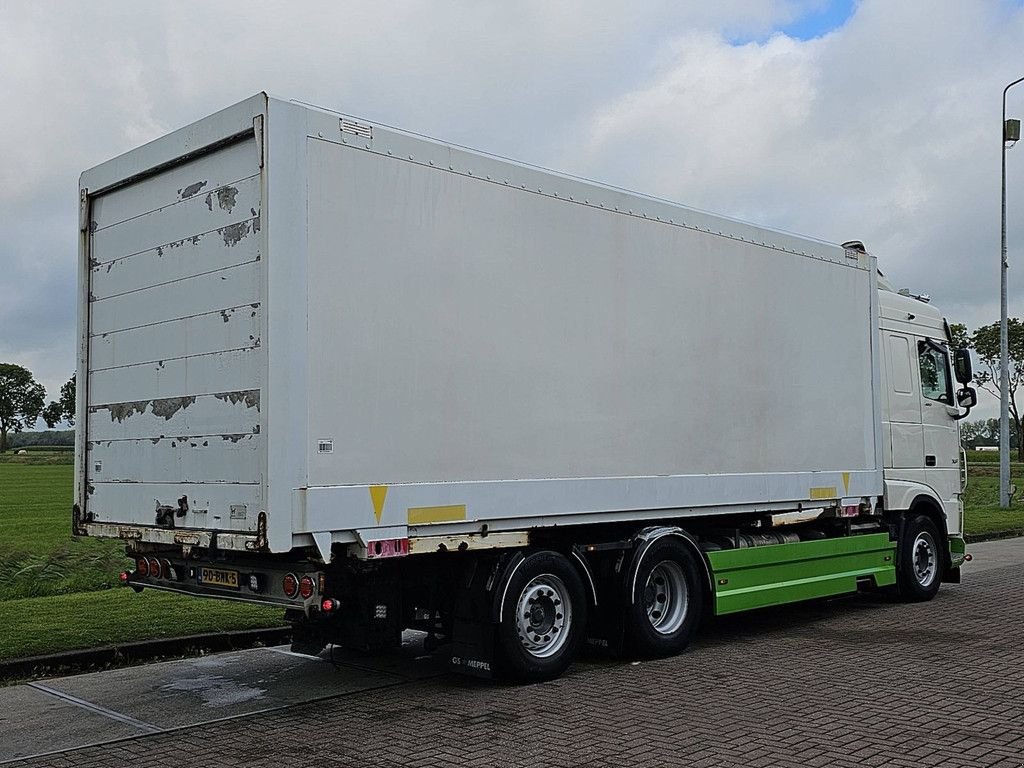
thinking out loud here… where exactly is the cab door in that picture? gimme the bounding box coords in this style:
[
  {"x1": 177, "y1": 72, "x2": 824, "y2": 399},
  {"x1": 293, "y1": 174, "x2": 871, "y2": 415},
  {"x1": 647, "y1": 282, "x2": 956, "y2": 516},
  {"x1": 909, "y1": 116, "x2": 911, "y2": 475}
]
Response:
[
  {"x1": 886, "y1": 333, "x2": 924, "y2": 468},
  {"x1": 918, "y1": 339, "x2": 960, "y2": 482}
]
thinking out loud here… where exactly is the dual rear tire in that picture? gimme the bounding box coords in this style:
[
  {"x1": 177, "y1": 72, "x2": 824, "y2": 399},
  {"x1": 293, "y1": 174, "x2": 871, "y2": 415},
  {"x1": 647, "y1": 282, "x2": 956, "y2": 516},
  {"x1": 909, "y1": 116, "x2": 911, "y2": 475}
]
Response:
[{"x1": 495, "y1": 540, "x2": 705, "y2": 682}]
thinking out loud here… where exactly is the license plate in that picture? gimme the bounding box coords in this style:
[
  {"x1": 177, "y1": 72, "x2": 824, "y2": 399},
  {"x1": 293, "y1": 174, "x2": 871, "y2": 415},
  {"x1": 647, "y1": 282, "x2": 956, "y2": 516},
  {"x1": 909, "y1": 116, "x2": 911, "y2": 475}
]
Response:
[{"x1": 198, "y1": 567, "x2": 240, "y2": 589}]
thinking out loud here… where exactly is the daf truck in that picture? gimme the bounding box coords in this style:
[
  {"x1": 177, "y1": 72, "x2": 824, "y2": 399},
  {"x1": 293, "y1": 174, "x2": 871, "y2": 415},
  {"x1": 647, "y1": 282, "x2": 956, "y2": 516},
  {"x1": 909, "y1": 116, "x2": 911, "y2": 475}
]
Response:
[{"x1": 75, "y1": 93, "x2": 977, "y2": 681}]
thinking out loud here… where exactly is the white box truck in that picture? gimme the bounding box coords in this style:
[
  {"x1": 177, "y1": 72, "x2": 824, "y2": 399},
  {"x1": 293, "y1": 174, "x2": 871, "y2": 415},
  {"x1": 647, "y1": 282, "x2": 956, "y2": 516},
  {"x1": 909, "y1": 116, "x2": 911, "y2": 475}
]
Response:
[{"x1": 75, "y1": 93, "x2": 976, "y2": 681}]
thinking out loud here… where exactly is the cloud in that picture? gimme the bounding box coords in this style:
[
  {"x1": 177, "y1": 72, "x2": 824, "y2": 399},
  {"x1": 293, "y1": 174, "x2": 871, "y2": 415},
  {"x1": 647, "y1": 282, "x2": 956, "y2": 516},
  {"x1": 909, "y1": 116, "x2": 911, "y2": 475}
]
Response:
[
  {"x1": 0, "y1": 0, "x2": 1021, "y2": 419},
  {"x1": 576, "y1": 0, "x2": 1024, "y2": 338}
]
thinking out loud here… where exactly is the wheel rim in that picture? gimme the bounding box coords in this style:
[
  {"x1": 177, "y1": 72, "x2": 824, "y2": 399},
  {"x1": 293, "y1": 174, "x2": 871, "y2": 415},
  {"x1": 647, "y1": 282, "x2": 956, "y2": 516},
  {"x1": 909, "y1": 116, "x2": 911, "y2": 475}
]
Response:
[
  {"x1": 643, "y1": 560, "x2": 689, "y2": 635},
  {"x1": 912, "y1": 531, "x2": 938, "y2": 588},
  {"x1": 515, "y1": 573, "x2": 572, "y2": 658}
]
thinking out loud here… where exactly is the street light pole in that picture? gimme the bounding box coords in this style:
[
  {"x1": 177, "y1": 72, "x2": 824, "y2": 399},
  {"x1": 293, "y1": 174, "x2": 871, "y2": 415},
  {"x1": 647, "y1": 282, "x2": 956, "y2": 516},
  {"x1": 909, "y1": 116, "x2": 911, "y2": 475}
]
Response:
[{"x1": 1000, "y1": 76, "x2": 1024, "y2": 508}]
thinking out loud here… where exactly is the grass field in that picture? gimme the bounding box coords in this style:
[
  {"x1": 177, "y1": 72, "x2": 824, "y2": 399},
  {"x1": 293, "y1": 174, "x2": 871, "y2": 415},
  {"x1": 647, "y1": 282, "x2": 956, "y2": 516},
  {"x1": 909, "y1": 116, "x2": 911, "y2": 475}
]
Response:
[
  {"x1": 0, "y1": 458, "x2": 284, "y2": 660},
  {"x1": 0, "y1": 589, "x2": 283, "y2": 660},
  {"x1": 0, "y1": 462, "x2": 128, "y2": 600}
]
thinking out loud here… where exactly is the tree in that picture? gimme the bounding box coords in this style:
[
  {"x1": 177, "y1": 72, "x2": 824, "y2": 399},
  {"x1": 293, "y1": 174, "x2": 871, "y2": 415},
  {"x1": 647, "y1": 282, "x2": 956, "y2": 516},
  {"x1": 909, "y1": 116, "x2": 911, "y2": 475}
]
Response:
[
  {"x1": 956, "y1": 319, "x2": 1024, "y2": 461},
  {"x1": 959, "y1": 417, "x2": 1014, "y2": 450},
  {"x1": 0, "y1": 363, "x2": 46, "y2": 453},
  {"x1": 43, "y1": 374, "x2": 76, "y2": 428}
]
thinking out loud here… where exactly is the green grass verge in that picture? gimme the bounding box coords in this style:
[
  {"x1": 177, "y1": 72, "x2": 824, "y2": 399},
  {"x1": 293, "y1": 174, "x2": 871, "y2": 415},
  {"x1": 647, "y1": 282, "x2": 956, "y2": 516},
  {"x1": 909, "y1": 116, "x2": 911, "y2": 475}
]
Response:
[
  {"x1": 0, "y1": 589, "x2": 284, "y2": 660},
  {"x1": 0, "y1": 450, "x2": 74, "y2": 465},
  {"x1": 963, "y1": 475, "x2": 1024, "y2": 538},
  {"x1": 0, "y1": 463, "x2": 127, "y2": 600}
]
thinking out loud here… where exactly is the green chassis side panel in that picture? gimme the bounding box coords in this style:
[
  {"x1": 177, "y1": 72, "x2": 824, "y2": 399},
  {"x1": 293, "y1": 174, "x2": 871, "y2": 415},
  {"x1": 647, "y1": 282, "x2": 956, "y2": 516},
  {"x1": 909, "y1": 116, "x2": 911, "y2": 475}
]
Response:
[{"x1": 707, "y1": 533, "x2": 897, "y2": 615}]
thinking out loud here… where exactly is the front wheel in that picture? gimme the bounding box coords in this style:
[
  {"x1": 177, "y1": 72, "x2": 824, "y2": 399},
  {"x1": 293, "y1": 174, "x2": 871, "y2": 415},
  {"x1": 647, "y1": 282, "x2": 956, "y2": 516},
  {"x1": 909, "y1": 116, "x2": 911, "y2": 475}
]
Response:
[
  {"x1": 896, "y1": 514, "x2": 943, "y2": 601},
  {"x1": 495, "y1": 550, "x2": 587, "y2": 683}
]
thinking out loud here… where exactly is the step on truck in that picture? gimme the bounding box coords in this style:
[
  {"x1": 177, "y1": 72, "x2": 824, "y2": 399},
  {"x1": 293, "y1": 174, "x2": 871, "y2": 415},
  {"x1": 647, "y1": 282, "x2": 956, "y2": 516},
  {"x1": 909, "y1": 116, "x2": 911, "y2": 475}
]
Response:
[{"x1": 75, "y1": 93, "x2": 976, "y2": 682}]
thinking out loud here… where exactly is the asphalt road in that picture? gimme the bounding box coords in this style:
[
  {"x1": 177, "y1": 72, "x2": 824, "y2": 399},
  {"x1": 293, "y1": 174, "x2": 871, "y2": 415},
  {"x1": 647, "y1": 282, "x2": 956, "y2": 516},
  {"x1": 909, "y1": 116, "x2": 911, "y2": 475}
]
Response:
[{"x1": 2, "y1": 538, "x2": 1023, "y2": 768}]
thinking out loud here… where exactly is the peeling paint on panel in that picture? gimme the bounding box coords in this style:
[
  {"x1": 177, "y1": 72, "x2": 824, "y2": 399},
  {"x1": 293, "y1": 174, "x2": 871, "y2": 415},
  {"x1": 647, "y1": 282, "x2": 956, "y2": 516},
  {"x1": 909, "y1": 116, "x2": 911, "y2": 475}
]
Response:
[
  {"x1": 151, "y1": 396, "x2": 197, "y2": 420},
  {"x1": 168, "y1": 235, "x2": 202, "y2": 249},
  {"x1": 220, "y1": 309, "x2": 233, "y2": 323},
  {"x1": 91, "y1": 395, "x2": 197, "y2": 423},
  {"x1": 94, "y1": 400, "x2": 150, "y2": 422},
  {"x1": 219, "y1": 220, "x2": 251, "y2": 247},
  {"x1": 206, "y1": 186, "x2": 239, "y2": 213},
  {"x1": 179, "y1": 180, "x2": 208, "y2": 199},
  {"x1": 213, "y1": 390, "x2": 260, "y2": 411},
  {"x1": 252, "y1": 216, "x2": 261, "y2": 234}
]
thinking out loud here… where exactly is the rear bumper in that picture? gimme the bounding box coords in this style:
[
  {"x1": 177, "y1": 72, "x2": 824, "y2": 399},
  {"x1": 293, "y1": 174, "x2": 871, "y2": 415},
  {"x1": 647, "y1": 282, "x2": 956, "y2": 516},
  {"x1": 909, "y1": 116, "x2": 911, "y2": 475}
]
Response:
[
  {"x1": 122, "y1": 555, "x2": 325, "y2": 615},
  {"x1": 81, "y1": 520, "x2": 262, "y2": 553}
]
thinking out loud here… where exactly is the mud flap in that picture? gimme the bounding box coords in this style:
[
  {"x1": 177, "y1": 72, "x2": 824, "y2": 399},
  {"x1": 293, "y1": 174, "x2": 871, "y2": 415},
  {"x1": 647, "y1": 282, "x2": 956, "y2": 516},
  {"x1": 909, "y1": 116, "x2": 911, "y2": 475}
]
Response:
[{"x1": 447, "y1": 556, "x2": 501, "y2": 678}]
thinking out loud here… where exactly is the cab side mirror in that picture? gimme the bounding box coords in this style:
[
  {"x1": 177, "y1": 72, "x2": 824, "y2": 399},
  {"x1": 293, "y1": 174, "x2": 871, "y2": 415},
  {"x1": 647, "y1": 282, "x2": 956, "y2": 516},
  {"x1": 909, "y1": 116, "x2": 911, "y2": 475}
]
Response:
[
  {"x1": 953, "y1": 347, "x2": 973, "y2": 385},
  {"x1": 957, "y1": 386, "x2": 977, "y2": 409}
]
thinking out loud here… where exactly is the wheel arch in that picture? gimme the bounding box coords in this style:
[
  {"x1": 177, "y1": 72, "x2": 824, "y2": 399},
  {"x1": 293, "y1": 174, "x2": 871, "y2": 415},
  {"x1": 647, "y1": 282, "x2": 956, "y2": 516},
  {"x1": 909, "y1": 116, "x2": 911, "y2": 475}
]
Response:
[
  {"x1": 490, "y1": 547, "x2": 597, "y2": 623},
  {"x1": 626, "y1": 526, "x2": 712, "y2": 606}
]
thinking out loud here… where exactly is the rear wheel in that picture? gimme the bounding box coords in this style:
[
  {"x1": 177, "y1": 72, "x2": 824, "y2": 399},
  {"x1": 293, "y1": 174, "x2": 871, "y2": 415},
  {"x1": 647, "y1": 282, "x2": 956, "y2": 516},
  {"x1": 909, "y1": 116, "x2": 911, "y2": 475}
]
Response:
[
  {"x1": 625, "y1": 538, "x2": 705, "y2": 657},
  {"x1": 495, "y1": 550, "x2": 587, "y2": 683},
  {"x1": 896, "y1": 514, "x2": 943, "y2": 601}
]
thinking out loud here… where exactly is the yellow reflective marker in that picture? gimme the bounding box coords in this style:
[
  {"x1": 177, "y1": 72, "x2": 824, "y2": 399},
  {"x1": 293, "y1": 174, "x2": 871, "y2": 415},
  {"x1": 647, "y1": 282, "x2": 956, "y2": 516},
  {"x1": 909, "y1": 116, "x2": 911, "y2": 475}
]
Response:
[
  {"x1": 842, "y1": 472, "x2": 850, "y2": 494},
  {"x1": 809, "y1": 486, "x2": 838, "y2": 500},
  {"x1": 407, "y1": 505, "x2": 467, "y2": 525},
  {"x1": 370, "y1": 485, "x2": 388, "y2": 523}
]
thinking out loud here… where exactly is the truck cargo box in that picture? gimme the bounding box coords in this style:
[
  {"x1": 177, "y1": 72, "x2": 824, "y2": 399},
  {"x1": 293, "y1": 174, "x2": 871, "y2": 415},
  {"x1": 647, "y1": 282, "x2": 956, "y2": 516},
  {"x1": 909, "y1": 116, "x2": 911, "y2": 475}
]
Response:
[{"x1": 76, "y1": 93, "x2": 883, "y2": 556}]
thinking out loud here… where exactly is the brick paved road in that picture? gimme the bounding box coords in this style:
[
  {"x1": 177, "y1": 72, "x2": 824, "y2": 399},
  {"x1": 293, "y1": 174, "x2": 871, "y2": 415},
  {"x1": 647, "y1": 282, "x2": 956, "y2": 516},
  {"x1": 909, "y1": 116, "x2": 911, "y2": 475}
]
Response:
[{"x1": 8, "y1": 548, "x2": 1024, "y2": 768}]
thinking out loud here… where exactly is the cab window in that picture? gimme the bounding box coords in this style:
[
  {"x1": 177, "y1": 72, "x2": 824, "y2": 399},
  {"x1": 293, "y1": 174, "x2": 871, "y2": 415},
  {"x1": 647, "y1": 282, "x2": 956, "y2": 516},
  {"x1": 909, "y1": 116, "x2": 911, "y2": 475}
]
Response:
[{"x1": 918, "y1": 341, "x2": 953, "y2": 404}]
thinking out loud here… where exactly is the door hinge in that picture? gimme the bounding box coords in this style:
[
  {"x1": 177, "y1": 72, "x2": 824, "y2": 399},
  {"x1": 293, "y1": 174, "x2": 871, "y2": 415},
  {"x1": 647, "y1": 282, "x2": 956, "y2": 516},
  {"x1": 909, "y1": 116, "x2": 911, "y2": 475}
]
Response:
[
  {"x1": 253, "y1": 114, "x2": 265, "y2": 169},
  {"x1": 78, "y1": 188, "x2": 90, "y2": 232}
]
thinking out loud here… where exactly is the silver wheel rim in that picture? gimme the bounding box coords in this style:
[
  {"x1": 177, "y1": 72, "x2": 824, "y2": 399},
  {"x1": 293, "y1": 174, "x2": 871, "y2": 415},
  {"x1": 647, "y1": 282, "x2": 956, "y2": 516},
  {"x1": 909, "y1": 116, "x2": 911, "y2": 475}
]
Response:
[
  {"x1": 515, "y1": 574, "x2": 571, "y2": 658},
  {"x1": 912, "y1": 531, "x2": 938, "y2": 588},
  {"x1": 643, "y1": 560, "x2": 689, "y2": 635}
]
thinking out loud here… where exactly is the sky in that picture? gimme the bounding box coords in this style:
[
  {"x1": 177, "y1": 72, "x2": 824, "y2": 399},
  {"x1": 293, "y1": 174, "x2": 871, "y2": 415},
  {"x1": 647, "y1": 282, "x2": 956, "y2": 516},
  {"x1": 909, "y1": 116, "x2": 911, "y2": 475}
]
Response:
[{"x1": 1, "y1": 0, "x2": 1023, "y2": 423}]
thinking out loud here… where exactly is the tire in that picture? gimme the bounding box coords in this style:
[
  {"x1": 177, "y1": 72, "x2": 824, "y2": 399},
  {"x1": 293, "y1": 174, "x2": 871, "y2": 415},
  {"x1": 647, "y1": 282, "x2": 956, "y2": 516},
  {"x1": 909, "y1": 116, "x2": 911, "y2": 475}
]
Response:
[
  {"x1": 495, "y1": 550, "x2": 587, "y2": 683},
  {"x1": 624, "y1": 537, "x2": 705, "y2": 657},
  {"x1": 896, "y1": 514, "x2": 943, "y2": 601}
]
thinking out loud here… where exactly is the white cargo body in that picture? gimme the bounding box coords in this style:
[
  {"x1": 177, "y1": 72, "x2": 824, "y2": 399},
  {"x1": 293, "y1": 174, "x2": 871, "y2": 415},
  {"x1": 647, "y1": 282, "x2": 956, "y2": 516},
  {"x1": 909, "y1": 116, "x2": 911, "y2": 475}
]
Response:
[{"x1": 76, "y1": 93, "x2": 883, "y2": 557}]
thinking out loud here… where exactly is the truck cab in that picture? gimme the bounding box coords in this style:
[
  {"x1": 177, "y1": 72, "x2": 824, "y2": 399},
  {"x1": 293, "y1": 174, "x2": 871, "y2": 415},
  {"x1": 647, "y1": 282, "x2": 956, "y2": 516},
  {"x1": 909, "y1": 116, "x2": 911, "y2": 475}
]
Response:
[{"x1": 878, "y1": 284, "x2": 970, "y2": 546}]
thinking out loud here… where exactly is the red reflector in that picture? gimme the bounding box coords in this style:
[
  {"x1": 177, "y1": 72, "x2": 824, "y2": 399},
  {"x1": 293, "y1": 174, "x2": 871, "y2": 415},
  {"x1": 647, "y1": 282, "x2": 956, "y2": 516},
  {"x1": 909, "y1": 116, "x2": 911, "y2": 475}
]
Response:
[
  {"x1": 321, "y1": 598, "x2": 337, "y2": 613},
  {"x1": 283, "y1": 573, "x2": 299, "y2": 599},
  {"x1": 148, "y1": 557, "x2": 162, "y2": 579},
  {"x1": 161, "y1": 559, "x2": 174, "y2": 580},
  {"x1": 119, "y1": 571, "x2": 130, "y2": 583},
  {"x1": 136, "y1": 557, "x2": 149, "y2": 577},
  {"x1": 299, "y1": 576, "x2": 315, "y2": 600},
  {"x1": 965, "y1": 553, "x2": 973, "y2": 562}
]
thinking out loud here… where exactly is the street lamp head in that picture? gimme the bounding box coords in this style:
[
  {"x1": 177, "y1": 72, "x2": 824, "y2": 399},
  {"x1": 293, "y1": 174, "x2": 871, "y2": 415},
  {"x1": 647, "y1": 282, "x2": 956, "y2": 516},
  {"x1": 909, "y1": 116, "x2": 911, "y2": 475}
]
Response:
[{"x1": 1006, "y1": 118, "x2": 1021, "y2": 144}]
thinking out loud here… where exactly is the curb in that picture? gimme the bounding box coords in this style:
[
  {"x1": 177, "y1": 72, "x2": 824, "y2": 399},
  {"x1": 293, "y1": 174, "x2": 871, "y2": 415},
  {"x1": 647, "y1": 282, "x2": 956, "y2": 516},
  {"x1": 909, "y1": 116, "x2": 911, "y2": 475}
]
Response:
[
  {"x1": 0, "y1": 626, "x2": 291, "y2": 683},
  {"x1": 966, "y1": 530, "x2": 1024, "y2": 544}
]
